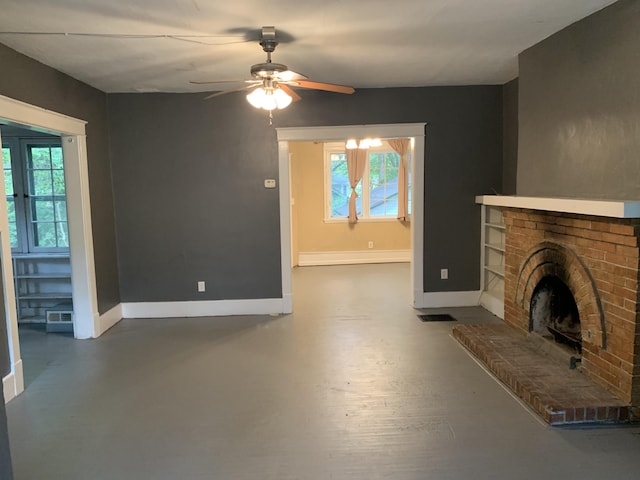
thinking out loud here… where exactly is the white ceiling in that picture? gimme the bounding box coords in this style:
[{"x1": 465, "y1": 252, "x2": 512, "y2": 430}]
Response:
[{"x1": 0, "y1": 0, "x2": 618, "y2": 94}]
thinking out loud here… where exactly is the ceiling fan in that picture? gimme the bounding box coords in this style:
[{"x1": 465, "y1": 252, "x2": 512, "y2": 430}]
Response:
[{"x1": 190, "y1": 26, "x2": 355, "y2": 110}]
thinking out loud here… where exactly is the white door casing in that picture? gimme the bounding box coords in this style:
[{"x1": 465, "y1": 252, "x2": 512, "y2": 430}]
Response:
[
  {"x1": 0, "y1": 94, "x2": 98, "y2": 402},
  {"x1": 276, "y1": 123, "x2": 426, "y2": 311}
]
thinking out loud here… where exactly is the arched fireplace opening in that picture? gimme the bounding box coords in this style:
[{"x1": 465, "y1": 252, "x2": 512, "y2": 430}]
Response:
[{"x1": 529, "y1": 275, "x2": 581, "y2": 353}]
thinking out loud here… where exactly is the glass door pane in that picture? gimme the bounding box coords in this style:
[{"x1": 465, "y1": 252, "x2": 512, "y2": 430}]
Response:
[{"x1": 2, "y1": 144, "x2": 19, "y2": 249}]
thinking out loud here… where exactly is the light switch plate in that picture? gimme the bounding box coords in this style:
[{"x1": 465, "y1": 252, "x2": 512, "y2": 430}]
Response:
[{"x1": 264, "y1": 179, "x2": 277, "y2": 188}]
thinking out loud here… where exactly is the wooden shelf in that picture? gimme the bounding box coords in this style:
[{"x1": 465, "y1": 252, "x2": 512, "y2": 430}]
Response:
[
  {"x1": 484, "y1": 243, "x2": 505, "y2": 253},
  {"x1": 13, "y1": 255, "x2": 73, "y2": 325},
  {"x1": 15, "y1": 274, "x2": 72, "y2": 279},
  {"x1": 485, "y1": 264, "x2": 505, "y2": 277},
  {"x1": 480, "y1": 204, "x2": 505, "y2": 319},
  {"x1": 18, "y1": 293, "x2": 72, "y2": 300},
  {"x1": 485, "y1": 222, "x2": 506, "y2": 230}
]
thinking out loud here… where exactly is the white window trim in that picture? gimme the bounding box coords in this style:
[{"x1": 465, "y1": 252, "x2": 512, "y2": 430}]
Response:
[{"x1": 19, "y1": 138, "x2": 68, "y2": 254}]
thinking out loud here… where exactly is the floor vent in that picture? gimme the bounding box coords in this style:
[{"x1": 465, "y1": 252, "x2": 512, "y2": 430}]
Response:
[
  {"x1": 418, "y1": 313, "x2": 457, "y2": 322},
  {"x1": 46, "y1": 309, "x2": 74, "y2": 333}
]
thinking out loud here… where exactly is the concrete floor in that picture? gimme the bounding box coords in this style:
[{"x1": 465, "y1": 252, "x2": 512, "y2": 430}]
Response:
[{"x1": 6, "y1": 263, "x2": 640, "y2": 479}]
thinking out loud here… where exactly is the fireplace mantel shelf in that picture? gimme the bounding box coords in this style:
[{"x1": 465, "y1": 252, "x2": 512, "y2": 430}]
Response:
[{"x1": 476, "y1": 195, "x2": 640, "y2": 219}]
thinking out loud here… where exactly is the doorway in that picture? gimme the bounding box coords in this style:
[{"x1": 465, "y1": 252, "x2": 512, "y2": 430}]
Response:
[
  {"x1": 0, "y1": 94, "x2": 99, "y2": 402},
  {"x1": 2, "y1": 128, "x2": 73, "y2": 329},
  {"x1": 276, "y1": 123, "x2": 426, "y2": 312}
]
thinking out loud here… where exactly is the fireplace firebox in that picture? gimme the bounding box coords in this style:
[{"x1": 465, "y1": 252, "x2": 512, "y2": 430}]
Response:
[{"x1": 530, "y1": 275, "x2": 581, "y2": 353}]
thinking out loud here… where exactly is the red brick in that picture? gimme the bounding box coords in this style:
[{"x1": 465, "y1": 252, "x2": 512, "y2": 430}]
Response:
[
  {"x1": 592, "y1": 221, "x2": 612, "y2": 233},
  {"x1": 610, "y1": 223, "x2": 636, "y2": 235},
  {"x1": 615, "y1": 244, "x2": 640, "y2": 257}
]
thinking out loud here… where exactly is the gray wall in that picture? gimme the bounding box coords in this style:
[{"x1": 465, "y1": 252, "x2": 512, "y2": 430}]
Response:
[
  {"x1": 502, "y1": 78, "x2": 518, "y2": 195},
  {"x1": 109, "y1": 86, "x2": 503, "y2": 296},
  {"x1": 108, "y1": 93, "x2": 282, "y2": 301},
  {"x1": 0, "y1": 43, "x2": 121, "y2": 314},
  {"x1": 517, "y1": 0, "x2": 640, "y2": 199}
]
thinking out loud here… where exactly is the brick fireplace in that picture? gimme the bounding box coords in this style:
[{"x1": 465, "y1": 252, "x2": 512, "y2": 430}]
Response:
[
  {"x1": 502, "y1": 206, "x2": 640, "y2": 405},
  {"x1": 452, "y1": 196, "x2": 640, "y2": 424}
]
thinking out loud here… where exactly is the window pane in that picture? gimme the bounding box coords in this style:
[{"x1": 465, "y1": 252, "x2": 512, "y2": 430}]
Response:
[
  {"x1": 8, "y1": 223, "x2": 17, "y2": 249},
  {"x1": 7, "y1": 199, "x2": 15, "y2": 221},
  {"x1": 7, "y1": 198, "x2": 17, "y2": 248},
  {"x1": 33, "y1": 199, "x2": 55, "y2": 221},
  {"x1": 3, "y1": 147, "x2": 18, "y2": 248},
  {"x1": 4, "y1": 169, "x2": 13, "y2": 196},
  {"x1": 30, "y1": 147, "x2": 52, "y2": 169},
  {"x1": 34, "y1": 222, "x2": 56, "y2": 247},
  {"x1": 2, "y1": 147, "x2": 10, "y2": 170},
  {"x1": 3, "y1": 147, "x2": 13, "y2": 196},
  {"x1": 57, "y1": 222, "x2": 69, "y2": 248},
  {"x1": 368, "y1": 151, "x2": 400, "y2": 217},
  {"x1": 31, "y1": 170, "x2": 53, "y2": 195},
  {"x1": 53, "y1": 170, "x2": 66, "y2": 195},
  {"x1": 330, "y1": 154, "x2": 348, "y2": 216},
  {"x1": 55, "y1": 200, "x2": 67, "y2": 221},
  {"x1": 51, "y1": 147, "x2": 64, "y2": 169}
]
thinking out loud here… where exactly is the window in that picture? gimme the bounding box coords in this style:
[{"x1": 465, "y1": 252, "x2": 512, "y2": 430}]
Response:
[
  {"x1": 2, "y1": 143, "x2": 18, "y2": 248},
  {"x1": 1, "y1": 138, "x2": 68, "y2": 253},
  {"x1": 324, "y1": 141, "x2": 411, "y2": 221}
]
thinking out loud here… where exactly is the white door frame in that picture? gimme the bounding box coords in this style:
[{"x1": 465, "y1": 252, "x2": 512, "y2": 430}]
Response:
[
  {"x1": 0, "y1": 94, "x2": 98, "y2": 402},
  {"x1": 276, "y1": 123, "x2": 426, "y2": 311}
]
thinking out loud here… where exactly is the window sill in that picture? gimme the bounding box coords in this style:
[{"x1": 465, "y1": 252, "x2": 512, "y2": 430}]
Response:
[{"x1": 324, "y1": 216, "x2": 410, "y2": 224}]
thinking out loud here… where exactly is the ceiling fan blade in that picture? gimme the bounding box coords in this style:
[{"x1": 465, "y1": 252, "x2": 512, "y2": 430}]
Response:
[
  {"x1": 191, "y1": 79, "x2": 258, "y2": 85},
  {"x1": 280, "y1": 84, "x2": 301, "y2": 102},
  {"x1": 277, "y1": 70, "x2": 307, "y2": 81},
  {"x1": 203, "y1": 84, "x2": 258, "y2": 100},
  {"x1": 292, "y1": 80, "x2": 355, "y2": 94}
]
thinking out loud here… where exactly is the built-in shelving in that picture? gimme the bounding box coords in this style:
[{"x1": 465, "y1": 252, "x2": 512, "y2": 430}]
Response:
[
  {"x1": 479, "y1": 205, "x2": 505, "y2": 318},
  {"x1": 13, "y1": 254, "x2": 73, "y2": 326}
]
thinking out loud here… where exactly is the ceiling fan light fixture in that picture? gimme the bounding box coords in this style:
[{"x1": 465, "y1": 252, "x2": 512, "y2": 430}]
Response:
[
  {"x1": 273, "y1": 87, "x2": 293, "y2": 109},
  {"x1": 246, "y1": 85, "x2": 292, "y2": 110}
]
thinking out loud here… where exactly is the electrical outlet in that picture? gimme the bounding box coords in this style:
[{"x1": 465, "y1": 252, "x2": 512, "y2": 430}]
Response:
[
  {"x1": 368, "y1": 241, "x2": 374, "y2": 249},
  {"x1": 440, "y1": 269, "x2": 448, "y2": 280},
  {"x1": 197, "y1": 281, "x2": 206, "y2": 292}
]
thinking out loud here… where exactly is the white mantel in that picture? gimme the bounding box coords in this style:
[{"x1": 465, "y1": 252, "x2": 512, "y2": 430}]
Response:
[{"x1": 476, "y1": 195, "x2": 640, "y2": 219}]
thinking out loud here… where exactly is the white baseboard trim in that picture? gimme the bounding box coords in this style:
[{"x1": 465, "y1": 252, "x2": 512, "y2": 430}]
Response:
[
  {"x1": 97, "y1": 303, "x2": 123, "y2": 336},
  {"x1": 417, "y1": 290, "x2": 482, "y2": 309},
  {"x1": 121, "y1": 297, "x2": 289, "y2": 319},
  {"x1": 3, "y1": 359, "x2": 24, "y2": 403},
  {"x1": 298, "y1": 249, "x2": 410, "y2": 266},
  {"x1": 281, "y1": 293, "x2": 293, "y2": 314},
  {"x1": 479, "y1": 292, "x2": 504, "y2": 319}
]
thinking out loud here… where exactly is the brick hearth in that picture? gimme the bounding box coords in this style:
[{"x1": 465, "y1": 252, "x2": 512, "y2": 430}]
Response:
[{"x1": 453, "y1": 324, "x2": 630, "y2": 425}]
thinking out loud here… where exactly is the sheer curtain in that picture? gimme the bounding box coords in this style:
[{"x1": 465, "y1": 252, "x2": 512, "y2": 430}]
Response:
[
  {"x1": 388, "y1": 138, "x2": 410, "y2": 221},
  {"x1": 346, "y1": 147, "x2": 368, "y2": 223}
]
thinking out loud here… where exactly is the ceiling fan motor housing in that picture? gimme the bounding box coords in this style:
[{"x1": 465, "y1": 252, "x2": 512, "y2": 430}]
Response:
[
  {"x1": 250, "y1": 62, "x2": 289, "y2": 79},
  {"x1": 259, "y1": 26, "x2": 278, "y2": 53}
]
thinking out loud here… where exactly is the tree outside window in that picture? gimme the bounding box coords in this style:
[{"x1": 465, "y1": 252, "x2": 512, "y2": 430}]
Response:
[{"x1": 325, "y1": 141, "x2": 410, "y2": 221}]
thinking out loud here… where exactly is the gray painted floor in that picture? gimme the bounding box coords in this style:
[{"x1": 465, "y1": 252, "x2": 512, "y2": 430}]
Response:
[{"x1": 6, "y1": 263, "x2": 640, "y2": 479}]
